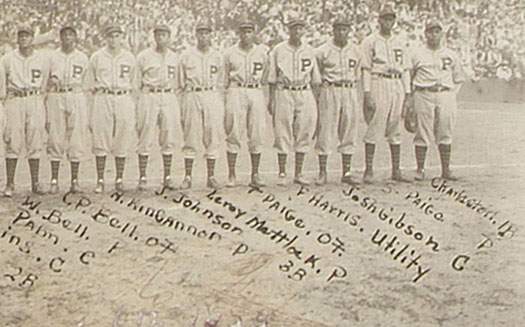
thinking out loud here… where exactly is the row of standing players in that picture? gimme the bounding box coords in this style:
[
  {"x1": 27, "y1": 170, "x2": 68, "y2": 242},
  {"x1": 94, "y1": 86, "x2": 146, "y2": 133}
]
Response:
[{"x1": 0, "y1": 7, "x2": 463, "y2": 197}]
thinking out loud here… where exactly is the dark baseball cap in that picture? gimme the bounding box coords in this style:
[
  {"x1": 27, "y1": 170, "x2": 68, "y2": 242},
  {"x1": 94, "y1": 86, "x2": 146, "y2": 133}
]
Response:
[
  {"x1": 105, "y1": 24, "x2": 123, "y2": 35},
  {"x1": 153, "y1": 24, "x2": 171, "y2": 33},
  {"x1": 425, "y1": 19, "x2": 443, "y2": 31},
  {"x1": 286, "y1": 13, "x2": 305, "y2": 28},
  {"x1": 17, "y1": 25, "x2": 34, "y2": 36},
  {"x1": 333, "y1": 15, "x2": 351, "y2": 27},
  {"x1": 379, "y1": 4, "x2": 396, "y2": 18},
  {"x1": 60, "y1": 24, "x2": 77, "y2": 34},
  {"x1": 196, "y1": 18, "x2": 212, "y2": 31}
]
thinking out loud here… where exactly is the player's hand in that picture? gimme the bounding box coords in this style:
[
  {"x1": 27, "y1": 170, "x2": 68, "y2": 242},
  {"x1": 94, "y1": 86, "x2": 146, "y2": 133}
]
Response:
[
  {"x1": 48, "y1": 76, "x2": 60, "y2": 92},
  {"x1": 401, "y1": 92, "x2": 414, "y2": 119},
  {"x1": 363, "y1": 92, "x2": 376, "y2": 124}
]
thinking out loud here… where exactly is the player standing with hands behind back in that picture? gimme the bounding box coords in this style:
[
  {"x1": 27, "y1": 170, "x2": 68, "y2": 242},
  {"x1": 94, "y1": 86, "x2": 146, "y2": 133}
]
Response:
[
  {"x1": 1, "y1": 25, "x2": 49, "y2": 197},
  {"x1": 267, "y1": 14, "x2": 321, "y2": 186},
  {"x1": 361, "y1": 5, "x2": 412, "y2": 184},
  {"x1": 407, "y1": 20, "x2": 464, "y2": 181},
  {"x1": 89, "y1": 25, "x2": 137, "y2": 193}
]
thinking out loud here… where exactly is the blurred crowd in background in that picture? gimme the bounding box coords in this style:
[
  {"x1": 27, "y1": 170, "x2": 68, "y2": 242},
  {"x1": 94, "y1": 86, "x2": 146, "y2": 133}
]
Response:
[{"x1": 0, "y1": 0, "x2": 523, "y2": 81}]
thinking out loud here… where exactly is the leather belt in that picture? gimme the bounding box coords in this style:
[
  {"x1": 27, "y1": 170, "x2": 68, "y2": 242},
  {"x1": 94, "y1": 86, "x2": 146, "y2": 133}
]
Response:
[
  {"x1": 188, "y1": 86, "x2": 215, "y2": 92},
  {"x1": 233, "y1": 82, "x2": 260, "y2": 89},
  {"x1": 97, "y1": 88, "x2": 131, "y2": 95},
  {"x1": 55, "y1": 87, "x2": 82, "y2": 93},
  {"x1": 144, "y1": 87, "x2": 174, "y2": 93},
  {"x1": 281, "y1": 85, "x2": 309, "y2": 91},
  {"x1": 9, "y1": 90, "x2": 40, "y2": 98},
  {"x1": 414, "y1": 85, "x2": 450, "y2": 92},
  {"x1": 372, "y1": 72, "x2": 402, "y2": 79},
  {"x1": 324, "y1": 81, "x2": 355, "y2": 88}
]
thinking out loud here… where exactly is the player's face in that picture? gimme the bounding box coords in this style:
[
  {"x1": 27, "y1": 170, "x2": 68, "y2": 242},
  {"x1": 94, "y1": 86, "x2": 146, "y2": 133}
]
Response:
[
  {"x1": 60, "y1": 29, "x2": 77, "y2": 49},
  {"x1": 239, "y1": 27, "x2": 255, "y2": 45},
  {"x1": 196, "y1": 28, "x2": 211, "y2": 48},
  {"x1": 288, "y1": 24, "x2": 305, "y2": 40},
  {"x1": 17, "y1": 31, "x2": 33, "y2": 48},
  {"x1": 106, "y1": 31, "x2": 123, "y2": 50},
  {"x1": 425, "y1": 27, "x2": 443, "y2": 46},
  {"x1": 333, "y1": 25, "x2": 350, "y2": 44},
  {"x1": 154, "y1": 30, "x2": 170, "y2": 48},
  {"x1": 378, "y1": 14, "x2": 396, "y2": 33}
]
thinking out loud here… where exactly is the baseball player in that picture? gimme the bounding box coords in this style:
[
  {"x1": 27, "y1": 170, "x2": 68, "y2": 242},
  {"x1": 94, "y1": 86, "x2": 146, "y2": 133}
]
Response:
[
  {"x1": 406, "y1": 19, "x2": 464, "y2": 181},
  {"x1": 136, "y1": 24, "x2": 181, "y2": 191},
  {"x1": 1, "y1": 25, "x2": 49, "y2": 197},
  {"x1": 88, "y1": 24, "x2": 137, "y2": 193},
  {"x1": 361, "y1": 5, "x2": 412, "y2": 184},
  {"x1": 178, "y1": 18, "x2": 224, "y2": 190},
  {"x1": 223, "y1": 16, "x2": 269, "y2": 188},
  {"x1": 46, "y1": 24, "x2": 90, "y2": 194},
  {"x1": 267, "y1": 15, "x2": 321, "y2": 186},
  {"x1": 314, "y1": 16, "x2": 362, "y2": 185}
]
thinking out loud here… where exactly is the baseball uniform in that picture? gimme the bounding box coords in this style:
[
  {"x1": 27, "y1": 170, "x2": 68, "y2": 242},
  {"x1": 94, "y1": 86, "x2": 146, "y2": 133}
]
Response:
[
  {"x1": 46, "y1": 47, "x2": 90, "y2": 162},
  {"x1": 136, "y1": 47, "x2": 181, "y2": 156},
  {"x1": 224, "y1": 43, "x2": 268, "y2": 155},
  {"x1": 361, "y1": 32, "x2": 411, "y2": 145},
  {"x1": 178, "y1": 46, "x2": 224, "y2": 159},
  {"x1": 315, "y1": 39, "x2": 362, "y2": 156},
  {"x1": 1, "y1": 49, "x2": 49, "y2": 159},
  {"x1": 267, "y1": 40, "x2": 321, "y2": 154},
  {"x1": 89, "y1": 47, "x2": 137, "y2": 157}
]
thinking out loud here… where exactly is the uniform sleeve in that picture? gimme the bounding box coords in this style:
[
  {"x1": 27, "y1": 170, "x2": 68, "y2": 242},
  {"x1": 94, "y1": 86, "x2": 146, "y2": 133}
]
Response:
[
  {"x1": 177, "y1": 52, "x2": 186, "y2": 92},
  {"x1": 360, "y1": 38, "x2": 373, "y2": 92},
  {"x1": 39, "y1": 51, "x2": 51, "y2": 93},
  {"x1": 260, "y1": 46, "x2": 270, "y2": 85},
  {"x1": 84, "y1": 54, "x2": 97, "y2": 91},
  {"x1": 310, "y1": 50, "x2": 322, "y2": 86},
  {"x1": 215, "y1": 52, "x2": 226, "y2": 90},
  {"x1": 452, "y1": 51, "x2": 465, "y2": 84},
  {"x1": 315, "y1": 46, "x2": 325, "y2": 79},
  {"x1": 355, "y1": 48, "x2": 363, "y2": 82},
  {"x1": 223, "y1": 49, "x2": 230, "y2": 88},
  {"x1": 0, "y1": 56, "x2": 6, "y2": 99},
  {"x1": 136, "y1": 52, "x2": 145, "y2": 89},
  {"x1": 402, "y1": 46, "x2": 412, "y2": 93},
  {"x1": 267, "y1": 47, "x2": 277, "y2": 85},
  {"x1": 129, "y1": 55, "x2": 139, "y2": 91}
]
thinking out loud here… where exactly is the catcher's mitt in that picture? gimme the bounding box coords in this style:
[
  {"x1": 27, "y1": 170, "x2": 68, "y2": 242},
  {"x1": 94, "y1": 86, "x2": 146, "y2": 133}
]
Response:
[{"x1": 404, "y1": 109, "x2": 417, "y2": 133}]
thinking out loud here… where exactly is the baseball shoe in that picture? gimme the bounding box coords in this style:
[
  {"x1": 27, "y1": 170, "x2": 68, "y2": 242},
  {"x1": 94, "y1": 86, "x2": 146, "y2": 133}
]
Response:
[
  {"x1": 32, "y1": 183, "x2": 46, "y2": 195},
  {"x1": 341, "y1": 173, "x2": 360, "y2": 186},
  {"x1": 249, "y1": 173, "x2": 266, "y2": 188},
  {"x1": 293, "y1": 174, "x2": 310, "y2": 186},
  {"x1": 391, "y1": 170, "x2": 411, "y2": 183},
  {"x1": 225, "y1": 175, "x2": 236, "y2": 188},
  {"x1": 49, "y1": 179, "x2": 59, "y2": 194},
  {"x1": 363, "y1": 170, "x2": 374, "y2": 184},
  {"x1": 138, "y1": 176, "x2": 147, "y2": 191},
  {"x1": 414, "y1": 169, "x2": 425, "y2": 181},
  {"x1": 441, "y1": 170, "x2": 458, "y2": 181},
  {"x1": 162, "y1": 176, "x2": 177, "y2": 191},
  {"x1": 315, "y1": 172, "x2": 327, "y2": 186},
  {"x1": 180, "y1": 176, "x2": 192, "y2": 190},
  {"x1": 94, "y1": 179, "x2": 104, "y2": 194},
  {"x1": 115, "y1": 178, "x2": 124, "y2": 193},
  {"x1": 3, "y1": 184, "x2": 14, "y2": 197},
  {"x1": 207, "y1": 177, "x2": 220, "y2": 190},
  {"x1": 277, "y1": 172, "x2": 287, "y2": 186},
  {"x1": 70, "y1": 179, "x2": 82, "y2": 193}
]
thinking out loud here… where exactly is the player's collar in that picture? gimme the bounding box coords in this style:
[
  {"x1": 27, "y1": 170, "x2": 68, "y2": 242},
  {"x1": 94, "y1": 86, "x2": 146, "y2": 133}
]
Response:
[
  {"x1": 330, "y1": 39, "x2": 350, "y2": 51},
  {"x1": 284, "y1": 40, "x2": 306, "y2": 52}
]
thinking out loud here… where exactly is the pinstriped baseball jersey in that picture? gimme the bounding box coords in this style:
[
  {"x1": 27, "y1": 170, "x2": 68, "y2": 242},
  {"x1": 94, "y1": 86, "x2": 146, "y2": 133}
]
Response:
[
  {"x1": 315, "y1": 40, "x2": 362, "y2": 83},
  {"x1": 1, "y1": 49, "x2": 50, "y2": 92},
  {"x1": 49, "y1": 48, "x2": 89, "y2": 88},
  {"x1": 137, "y1": 48, "x2": 178, "y2": 89},
  {"x1": 224, "y1": 44, "x2": 269, "y2": 86},
  {"x1": 178, "y1": 47, "x2": 224, "y2": 89},
  {"x1": 411, "y1": 45, "x2": 464, "y2": 89},
  {"x1": 89, "y1": 47, "x2": 137, "y2": 90},
  {"x1": 267, "y1": 41, "x2": 321, "y2": 86}
]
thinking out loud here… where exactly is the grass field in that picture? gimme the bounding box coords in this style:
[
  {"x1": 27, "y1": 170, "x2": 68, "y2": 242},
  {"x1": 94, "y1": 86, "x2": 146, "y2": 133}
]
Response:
[{"x1": 0, "y1": 100, "x2": 524, "y2": 327}]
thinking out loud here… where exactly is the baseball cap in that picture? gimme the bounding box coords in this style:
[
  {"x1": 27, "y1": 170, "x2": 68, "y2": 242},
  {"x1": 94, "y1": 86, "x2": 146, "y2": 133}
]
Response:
[
  {"x1": 195, "y1": 18, "x2": 212, "y2": 31},
  {"x1": 238, "y1": 14, "x2": 255, "y2": 30},
  {"x1": 286, "y1": 13, "x2": 305, "y2": 28},
  {"x1": 333, "y1": 15, "x2": 351, "y2": 27},
  {"x1": 17, "y1": 25, "x2": 34, "y2": 36},
  {"x1": 60, "y1": 24, "x2": 77, "y2": 34},
  {"x1": 153, "y1": 24, "x2": 171, "y2": 33},
  {"x1": 105, "y1": 24, "x2": 123, "y2": 35},
  {"x1": 425, "y1": 19, "x2": 443, "y2": 31},
  {"x1": 379, "y1": 4, "x2": 396, "y2": 18}
]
